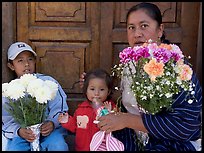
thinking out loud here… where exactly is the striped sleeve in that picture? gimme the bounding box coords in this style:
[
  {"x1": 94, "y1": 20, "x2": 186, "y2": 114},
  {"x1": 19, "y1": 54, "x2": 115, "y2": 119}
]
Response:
[{"x1": 142, "y1": 72, "x2": 202, "y2": 141}]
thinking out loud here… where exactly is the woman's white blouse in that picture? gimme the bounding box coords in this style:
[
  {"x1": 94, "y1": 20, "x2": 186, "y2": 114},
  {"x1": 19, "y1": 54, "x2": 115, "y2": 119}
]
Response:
[{"x1": 121, "y1": 62, "x2": 140, "y2": 115}]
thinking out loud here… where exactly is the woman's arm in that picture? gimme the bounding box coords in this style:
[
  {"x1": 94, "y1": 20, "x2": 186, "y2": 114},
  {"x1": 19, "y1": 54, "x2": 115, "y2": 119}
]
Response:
[{"x1": 97, "y1": 112, "x2": 148, "y2": 133}]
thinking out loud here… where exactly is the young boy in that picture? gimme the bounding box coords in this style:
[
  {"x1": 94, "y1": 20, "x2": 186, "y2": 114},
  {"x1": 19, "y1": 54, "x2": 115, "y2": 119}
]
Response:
[{"x1": 2, "y1": 42, "x2": 69, "y2": 151}]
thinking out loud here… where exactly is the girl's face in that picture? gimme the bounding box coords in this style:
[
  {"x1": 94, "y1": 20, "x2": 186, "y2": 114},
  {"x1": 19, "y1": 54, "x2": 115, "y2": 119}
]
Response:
[
  {"x1": 86, "y1": 78, "x2": 110, "y2": 103},
  {"x1": 127, "y1": 9, "x2": 164, "y2": 48},
  {"x1": 7, "y1": 51, "x2": 36, "y2": 78}
]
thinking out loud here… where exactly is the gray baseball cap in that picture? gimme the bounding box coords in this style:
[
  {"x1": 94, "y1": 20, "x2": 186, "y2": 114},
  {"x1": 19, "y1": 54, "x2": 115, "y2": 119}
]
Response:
[{"x1": 8, "y1": 42, "x2": 37, "y2": 60}]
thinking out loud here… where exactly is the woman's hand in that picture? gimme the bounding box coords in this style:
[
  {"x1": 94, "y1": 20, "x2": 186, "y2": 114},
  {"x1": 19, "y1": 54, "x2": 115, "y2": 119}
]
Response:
[
  {"x1": 58, "y1": 112, "x2": 69, "y2": 123},
  {"x1": 79, "y1": 72, "x2": 86, "y2": 88},
  {"x1": 97, "y1": 112, "x2": 127, "y2": 133},
  {"x1": 40, "y1": 121, "x2": 54, "y2": 136},
  {"x1": 18, "y1": 127, "x2": 36, "y2": 142},
  {"x1": 97, "y1": 112, "x2": 148, "y2": 134}
]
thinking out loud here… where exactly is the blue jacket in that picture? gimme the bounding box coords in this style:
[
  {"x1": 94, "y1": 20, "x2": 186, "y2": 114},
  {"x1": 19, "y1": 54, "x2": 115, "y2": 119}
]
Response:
[{"x1": 2, "y1": 73, "x2": 68, "y2": 139}]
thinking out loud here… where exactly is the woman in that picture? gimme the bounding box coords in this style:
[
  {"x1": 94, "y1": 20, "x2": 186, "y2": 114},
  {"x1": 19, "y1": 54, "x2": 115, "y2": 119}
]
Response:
[{"x1": 96, "y1": 3, "x2": 202, "y2": 151}]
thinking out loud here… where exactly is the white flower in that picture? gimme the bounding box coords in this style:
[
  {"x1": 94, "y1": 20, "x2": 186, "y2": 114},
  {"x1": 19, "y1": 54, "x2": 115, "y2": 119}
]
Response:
[
  {"x1": 166, "y1": 71, "x2": 171, "y2": 76},
  {"x1": 20, "y1": 73, "x2": 37, "y2": 88},
  {"x1": 141, "y1": 96, "x2": 147, "y2": 100},
  {"x1": 176, "y1": 79, "x2": 182, "y2": 85},
  {"x1": 156, "y1": 85, "x2": 160, "y2": 90},
  {"x1": 35, "y1": 85, "x2": 52, "y2": 104},
  {"x1": 191, "y1": 91, "x2": 195, "y2": 95},
  {"x1": 188, "y1": 99, "x2": 193, "y2": 104},
  {"x1": 44, "y1": 80, "x2": 58, "y2": 99},
  {"x1": 2, "y1": 83, "x2": 9, "y2": 97},
  {"x1": 6, "y1": 79, "x2": 26, "y2": 100},
  {"x1": 159, "y1": 94, "x2": 163, "y2": 97},
  {"x1": 165, "y1": 93, "x2": 172, "y2": 98},
  {"x1": 114, "y1": 86, "x2": 119, "y2": 90},
  {"x1": 166, "y1": 81, "x2": 170, "y2": 85},
  {"x1": 27, "y1": 79, "x2": 44, "y2": 98}
]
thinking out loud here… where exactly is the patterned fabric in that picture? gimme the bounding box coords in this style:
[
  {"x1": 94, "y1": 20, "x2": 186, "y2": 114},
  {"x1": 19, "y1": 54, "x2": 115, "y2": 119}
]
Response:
[{"x1": 90, "y1": 131, "x2": 124, "y2": 151}]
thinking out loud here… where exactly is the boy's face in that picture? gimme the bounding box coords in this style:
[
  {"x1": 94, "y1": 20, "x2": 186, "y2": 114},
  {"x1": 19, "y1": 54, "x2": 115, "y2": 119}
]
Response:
[{"x1": 7, "y1": 51, "x2": 36, "y2": 78}]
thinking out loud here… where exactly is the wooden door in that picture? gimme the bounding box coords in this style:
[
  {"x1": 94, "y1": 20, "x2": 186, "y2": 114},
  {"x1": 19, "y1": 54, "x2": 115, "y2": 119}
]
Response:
[
  {"x1": 16, "y1": 2, "x2": 200, "y2": 114},
  {"x1": 99, "y1": 2, "x2": 200, "y2": 71}
]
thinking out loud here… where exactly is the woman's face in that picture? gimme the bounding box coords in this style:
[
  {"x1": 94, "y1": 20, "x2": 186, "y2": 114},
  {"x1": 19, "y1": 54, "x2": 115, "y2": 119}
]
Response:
[{"x1": 127, "y1": 9, "x2": 164, "y2": 48}]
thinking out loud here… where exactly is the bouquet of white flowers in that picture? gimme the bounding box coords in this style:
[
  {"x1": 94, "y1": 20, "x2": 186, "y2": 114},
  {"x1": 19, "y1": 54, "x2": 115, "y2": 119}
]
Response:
[{"x1": 2, "y1": 73, "x2": 58, "y2": 151}]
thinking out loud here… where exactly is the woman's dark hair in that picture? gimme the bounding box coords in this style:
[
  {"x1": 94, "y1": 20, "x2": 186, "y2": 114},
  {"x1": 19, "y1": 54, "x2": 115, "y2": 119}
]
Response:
[
  {"x1": 83, "y1": 68, "x2": 113, "y2": 101},
  {"x1": 126, "y1": 2, "x2": 170, "y2": 44}
]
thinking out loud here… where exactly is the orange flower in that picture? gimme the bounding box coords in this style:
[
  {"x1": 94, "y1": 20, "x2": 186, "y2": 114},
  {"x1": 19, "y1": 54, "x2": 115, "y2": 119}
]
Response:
[{"x1": 143, "y1": 58, "x2": 164, "y2": 81}]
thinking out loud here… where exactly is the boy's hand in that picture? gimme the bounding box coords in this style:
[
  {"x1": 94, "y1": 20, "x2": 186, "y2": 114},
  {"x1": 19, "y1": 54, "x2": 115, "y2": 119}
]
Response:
[
  {"x1": 58, "y1": 112, "x2": 69, "y2": 123},
  {"x1": 40, "y1": 121, "x2": 54, "y2": 136},
  {"x1": 18, "y1": 127, "x2": 36, "y2": 142}
]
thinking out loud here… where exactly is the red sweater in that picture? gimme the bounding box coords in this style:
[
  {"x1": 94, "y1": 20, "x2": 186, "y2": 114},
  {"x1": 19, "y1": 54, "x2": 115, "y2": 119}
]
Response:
[{"x1": 61, "y1": 100, "x2": 116, "y2": 151}]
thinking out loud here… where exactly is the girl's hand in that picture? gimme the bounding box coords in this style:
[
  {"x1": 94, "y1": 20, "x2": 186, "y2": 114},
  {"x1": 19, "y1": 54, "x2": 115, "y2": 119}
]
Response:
[
  {"x1": 79, "y1": 72, "x2": 86, "y2": 88},
  {"x1": 104, "y1": 101, "x2": 112, "y2": 112},
  {"x1": 58, "y1": 112, "x2": 69, "y2": 123}
]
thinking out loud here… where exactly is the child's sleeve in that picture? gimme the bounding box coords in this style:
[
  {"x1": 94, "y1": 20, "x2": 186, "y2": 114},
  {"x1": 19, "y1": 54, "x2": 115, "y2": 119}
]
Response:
[
  {"x1": 61, "y1": 115, "x2": 77, "y2": 133},
  {"x1": 2, "y1": 97, "x2": 21, "y2": 139}
]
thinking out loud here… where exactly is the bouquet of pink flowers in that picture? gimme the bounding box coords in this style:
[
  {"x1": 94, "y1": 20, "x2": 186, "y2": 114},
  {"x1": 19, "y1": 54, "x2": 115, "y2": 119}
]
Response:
[{"x1": 112, "y1": 40, "x2": 195, "y2": 115}]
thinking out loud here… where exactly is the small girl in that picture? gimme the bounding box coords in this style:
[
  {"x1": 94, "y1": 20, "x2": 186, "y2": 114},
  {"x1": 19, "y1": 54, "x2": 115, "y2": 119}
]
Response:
[{"x1": 58, "y1": 68, "x2": 116, "y2": 151}]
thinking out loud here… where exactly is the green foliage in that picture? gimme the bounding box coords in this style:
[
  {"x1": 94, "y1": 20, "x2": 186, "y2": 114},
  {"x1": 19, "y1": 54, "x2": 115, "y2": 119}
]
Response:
[{"x1": 5, "y1": 95, "x2": 46, "y2": 128}]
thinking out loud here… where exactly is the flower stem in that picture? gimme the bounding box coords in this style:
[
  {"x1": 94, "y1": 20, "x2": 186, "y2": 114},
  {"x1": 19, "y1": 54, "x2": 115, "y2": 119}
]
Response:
[
  {"x1": 19, "y1": 98, "x2": 27, "y2": 126},
  {"x1": 39, "y1": 103, "x2": 46, "y2": 123},
  {"x1": 128, "y1": 62, "x2": 137, "y2": 88}
]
